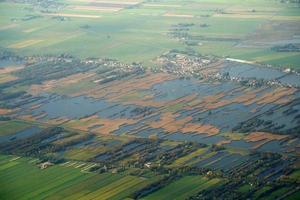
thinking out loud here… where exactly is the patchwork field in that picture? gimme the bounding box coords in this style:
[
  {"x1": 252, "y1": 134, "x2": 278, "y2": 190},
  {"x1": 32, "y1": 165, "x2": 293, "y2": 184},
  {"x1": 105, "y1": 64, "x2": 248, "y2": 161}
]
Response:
[
  {"x1": 0, "y1": 0, "x2": 299, "y2": 68},
  {"x1": 0, "y1": 49, "x2": 299, "y2": 198},
  {"x1": 0, "y1": 155, "x2": 159, "y2": 200},
  {"x1": 0, "y1": 0, "x2": 300, "y2": 199},
  {"x1": 142, "y1": 176, "x2": 221, "y2": 200}
]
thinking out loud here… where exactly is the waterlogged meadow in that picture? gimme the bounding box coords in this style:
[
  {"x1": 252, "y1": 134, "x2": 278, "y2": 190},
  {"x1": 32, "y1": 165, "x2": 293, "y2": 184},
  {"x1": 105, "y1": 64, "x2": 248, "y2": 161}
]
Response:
[{"x1": 0, "y1": 0, "x2": 299, "y2": 199}]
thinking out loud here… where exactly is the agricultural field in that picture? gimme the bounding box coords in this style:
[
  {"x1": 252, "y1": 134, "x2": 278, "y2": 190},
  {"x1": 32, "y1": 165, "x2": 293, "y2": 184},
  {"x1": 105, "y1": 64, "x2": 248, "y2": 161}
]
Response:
[
  {"x1": 0, "y1": 0, "x2": 299, "y2": 68},
  {"x1": 0, "y1": 0, "x2": 300, "y2": 199},
  {"x1": 142, "y1": 176, "x2": 221, "y2": 200},
  {"x1": 0, "y1": 50, "x2": 299, "y2": 199},
  {"x1": 0, "y1": 155, "x2": 160, "y2": 200}
]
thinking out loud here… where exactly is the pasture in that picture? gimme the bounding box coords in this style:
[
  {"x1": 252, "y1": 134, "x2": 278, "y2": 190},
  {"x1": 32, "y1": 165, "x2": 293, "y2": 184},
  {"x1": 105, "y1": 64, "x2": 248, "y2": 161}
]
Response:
[
  {"x1": 0, "y1": 155, "x2": 158, "y2": 200},
  {"x1": 0, "y1": 1, "x2": 299, "y2": 199},
  {"x1": 0, "y1": 0, "x2": 299, "y2": 68},
  {"x1": 0, "y1": 120, "x2": 31, "y2": 136},
  {"x1": 142, "y1": 176, "x2": 221, "y2": 200}
]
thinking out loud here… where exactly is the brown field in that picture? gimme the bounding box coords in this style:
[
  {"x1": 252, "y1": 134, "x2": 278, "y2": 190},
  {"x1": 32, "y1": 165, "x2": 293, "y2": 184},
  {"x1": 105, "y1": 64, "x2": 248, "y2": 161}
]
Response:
[
  {"x1": 23, "y1": 26, "x2": 48, "y2": 33},
  {"x1": 213, "y1": 13, "x2": 272, "y2": 19},
  {"x1": 225, "y1": 5, "x2": 280, "y2": 12},
  {"x1": 223, "y1": 132, "x2": 244, "y2": 141},
  {"x1": 69, "y1": 0, "x2": 139, "y2": 5},
  {"x1": 199, "y1": 61, "x2": 225, "y2": 77},
  {"x1": 217, "y1": 140, "x2": 231, "y2": 146},
  {"x1": 53, "y1": 134, "x2": 88, "y2": 146},
  {"x1": 0, "y1": 74, "x2": 18, "y2": 84},
  {"x1": 19, "y1": 114, "x2": 41, "y2": 122},
  {"x1": 149, "y1": 112, "x2": 186, "y2": 132},
  {"x1": 71, "y1": 5, "x2": 122, "y2": 12},
  {"x1": 254, "y1": 88, "x2": 297, "y2": 105},
  {"x1": 91, "y1": 118, "x2": 136, "y2": 135},
  {"x1": 169, "y1": 94, "x2": 198, "y2": 108},
  {"x1": 66, "y1": 115, "x2": 136, "y2": 135},
  {"x1": 65, "y1": 115, "x2": 103, "y2": 132},
  {"x1": 45, "y1": 118, "x2": 70, "y2": 125},
  {"x1": 181, "y1": 123, "x2": 220, "y2": 136},
  {"x1": 163, "y1": 13, "x2": 194, "y2": 18},
  {"x1": 29, "y1": 104, "x2": 42, "y2": 111},
  {"x1": 155, "y1": 94, "x2": 198, "y2": 111},
  {"x1": 69, "y1": 0, "x2": 140, "y2": 12},
  {"x1": 245, "y1": 20, "x2": 300, "y2": 45},
  {"x1": 143, "y1": 4, "x2": 181, "y2": 8},
  {"x1": 0, "y1": 108, "x2": 12, "y2": 115},
  {"x1": 23, "y1": 28, "x2": 38, "y2": 33},
  {"x1": 207, "y1": 87, "x2": 262, "y2": 108},
  {"x1": 147, "y1": 112, "x2": 182, "y2": 130},
  {"x1": 8, "y1": 39, "x2": 44, "y2": 49},
  {"x1": 235, "y1": 88, "x2": 265, "y2": 105},
  {"x1": 148, "y1": 112, "x2": 219, "y2": 135},
  {"x1": 0, "y1": 24, "x2": 18, "y2": 31},
  {"x1": 44, "y1": 13, "x2": 101, "y2": 19},
  {"x1": 245, "y1": 132, "x2": 288, "y2": 142},
  {"x1": 40, "y1": 32, "x2": 85, "y2": 48},
  {"x1": 78, "y1": 72, "x2": 174, "y2": 100},
  {"x1": 213, "y1": 13, "x2": 300, "y2": 20},
  {"x1": 0, "y1": 66, "x2": 24, "y2": 74},
  {"x1": 185, "y1": 86, "x2": 296, "y2": 113},
  {"x1": 245, "y1": 132, "x2": 289, "y2": 149},
  {"x1": 95, "y1": 0, "x2": 139, "y2": 4},
  {"x1": 29, "y1": 72, "x2": 96, "y2": 95},
  {"x1": 123, "y1": 99, "x2": 164, "y2": 108},
  {"x1": 188, "y1": 93, "x2": 226, "y2": 110}
]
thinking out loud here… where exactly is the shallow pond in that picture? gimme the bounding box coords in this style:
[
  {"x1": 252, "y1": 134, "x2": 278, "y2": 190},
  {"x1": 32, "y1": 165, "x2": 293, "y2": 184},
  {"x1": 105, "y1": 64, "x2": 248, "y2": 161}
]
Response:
[
  {"x1": 257, "y1": 140, "x2": 286, "y2": 153},
  {"x1": 0, "y1": 126, "x2": 42, "y2": 143},
  {"x1": 0, "y1": 59, "x2": 23, "y2": 68},
  {"x1": 164, "y1": 132, "x2": 225, "y2": 144},
  {"x1": 279, "y1": 73, "x2": 300, "y2": 87},
  {"x1": 30, "y1": 95, "x2": 146, "y2": 120},
  {"x1": 151, "y1": 79, "x2": 236, "y2": 101},
  {"x1": 222, "y1": 62, "x2": 284, "y2": 80}
]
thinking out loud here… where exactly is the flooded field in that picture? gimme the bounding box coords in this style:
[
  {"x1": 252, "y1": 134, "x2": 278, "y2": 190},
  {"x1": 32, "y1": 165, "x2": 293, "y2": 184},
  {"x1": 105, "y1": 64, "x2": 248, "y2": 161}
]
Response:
[
  {"x1": 0, "y1": 126, "x2": 42, "y2": 143},
  {"x1": 222, "y1": 62, "x2": 284, "y2": 80},
  {"x1": 0, "y1": 53, "x2": 299, "y2": 200},
  {"x1": 0, "y1": 54, "x2": 299, "y2": 200},
  {"x1": 0, "y1": 59, "x2": 23, "y2": 68},
  {"x1": 1, "y1": 0, "x2": 300, "y2": 198},
  {"x1": 5, "y1": 62, "x2": 296, "y2": 157},
  {"x1": 27, "y1": 95, "x2": 145, "y2": 120},
  {"x1": 222, "y1": 61, "x2": 300, "y2": 87}
]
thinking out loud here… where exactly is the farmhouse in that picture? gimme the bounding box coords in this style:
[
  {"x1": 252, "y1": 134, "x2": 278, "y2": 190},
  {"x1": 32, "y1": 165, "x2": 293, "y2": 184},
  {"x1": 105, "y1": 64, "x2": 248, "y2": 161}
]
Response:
[
  {"x1": 39, "y1": 161, "x2": 53, "y2": 169},
  {"x1": 144, "y1": 162, "x2": 152, "y2": 168}
]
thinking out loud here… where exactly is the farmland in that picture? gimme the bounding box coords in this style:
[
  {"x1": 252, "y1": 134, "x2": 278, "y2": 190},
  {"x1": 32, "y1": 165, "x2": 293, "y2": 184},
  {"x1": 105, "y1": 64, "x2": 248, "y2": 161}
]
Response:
[
  {"x1": 142, "y1": 176, "x2": 221, "y2": 200},
  {"x1": 0, "y1": 0, "x2": 300, "y2": 199},
  {"x1": 0, "y1": 51, "x2": 299, "y2": 199},
  {"x1": 0, "y1": 155, "x2": 160, "y2": 200},
  {"x1": 0, "y1": 0, "x2": 299, "y2": 68}
]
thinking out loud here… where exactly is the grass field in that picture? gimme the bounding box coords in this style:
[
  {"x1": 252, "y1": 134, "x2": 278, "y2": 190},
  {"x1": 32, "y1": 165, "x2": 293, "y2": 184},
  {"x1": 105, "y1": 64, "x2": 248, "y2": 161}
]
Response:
[
  {"x1": 0, "y1": 1, "x2": 299, "y2": 199},
  {"x1": 0, "y1": 120, "x2": 31, "y2": 136},
  {"x1": 142, "y1": 176, "x2": 221, "y2": 200},
  {"x1": 0, "y1": 154, "x2": 158, "y2": 200},
  {"x1": 0, "y1": 0, "x2": 299, "y2": 68},
  {"x1": 169, "y1": 147, "x2": 208, "y2": 167},
  {"x1": 287, "y1": 191, "x2": 300, "y2": 200}
]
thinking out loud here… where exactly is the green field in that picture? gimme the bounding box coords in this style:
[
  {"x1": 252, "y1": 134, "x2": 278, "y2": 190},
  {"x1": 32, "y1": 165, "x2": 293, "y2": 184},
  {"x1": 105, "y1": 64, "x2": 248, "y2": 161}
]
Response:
[
  {"x1": 0, "y1": 120, "x2": 31, "y2": 136},
  {"x1": 0, "y1": 0, "x2": 299, "y2": 68},
  {"x1": 142, "y1": 175, "x2": 221, "y2": 200},
  {"x1": 0, "y1": 0, "x2": 300, "y2": 199},
  {"x1": 0, "y1": 155, "x2": 158, "y2": 200}
]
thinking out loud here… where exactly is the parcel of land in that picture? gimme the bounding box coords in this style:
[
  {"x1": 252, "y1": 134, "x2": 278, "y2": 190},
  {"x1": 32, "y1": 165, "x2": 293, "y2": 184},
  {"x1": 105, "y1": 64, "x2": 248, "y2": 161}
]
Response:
[{"x1": 0, "y1": 0, "x2": 300, "y2": 200}]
